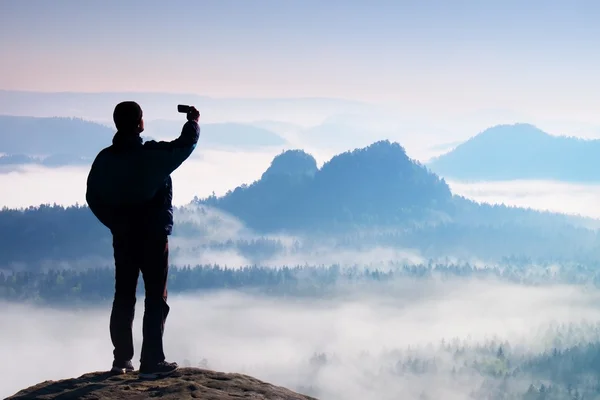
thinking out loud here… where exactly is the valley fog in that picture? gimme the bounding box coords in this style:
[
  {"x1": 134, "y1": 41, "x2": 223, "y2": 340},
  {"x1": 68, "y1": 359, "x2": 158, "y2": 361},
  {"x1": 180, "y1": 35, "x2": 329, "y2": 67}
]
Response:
[
  {"x1": 3, "y1": 147, "x2": 600, "y2": 221},
  {"x1": 0, "y1": 148, "x2": 285, "y2": 208},
  {"x1": 6, "y1": 1, "x2": 600, "y2": 399},
  {"x1": 448, "y1": 179, "x2": 600, "y2": 220},
  {"x1": 2, "y1": 277, "x2": 599, "y2": 400}
]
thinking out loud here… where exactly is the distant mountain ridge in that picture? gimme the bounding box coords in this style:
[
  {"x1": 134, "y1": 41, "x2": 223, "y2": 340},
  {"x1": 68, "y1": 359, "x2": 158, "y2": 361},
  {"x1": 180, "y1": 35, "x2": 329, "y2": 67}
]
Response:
[
  {"x1": 0, "y1": 153, "x2": 91, "y2": 167},
  {"x1": 1, "y1": 139, "x2": 599, "y2": 269},
  {"x1": 427, "y1": 123, "x2": 600, "y2": 182},
  {"x1": 194, "y1": 138, "x2": 597, "y2": 236},
  {"x1": 198, "y1": 140, "x2": 454, "y2": 231},
  {"x1": 145, "y1": 120, "x2": 287, "y2": 148},
  {"x1": 0, "y1": 89, "x2": 370, "y2": 126},
  {"x1": 0, "y1": 116, "x2": 289, "y2": 166},
  {"x1": 0, "y1": 115, "x2": 113, "y2": 157}
]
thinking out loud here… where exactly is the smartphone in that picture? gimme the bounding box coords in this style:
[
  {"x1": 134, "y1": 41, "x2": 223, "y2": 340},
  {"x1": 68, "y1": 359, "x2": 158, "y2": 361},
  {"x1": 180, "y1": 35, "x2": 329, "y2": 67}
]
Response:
[{"x1": 177, "y1": 104, "x2": 191, "y2": 113}]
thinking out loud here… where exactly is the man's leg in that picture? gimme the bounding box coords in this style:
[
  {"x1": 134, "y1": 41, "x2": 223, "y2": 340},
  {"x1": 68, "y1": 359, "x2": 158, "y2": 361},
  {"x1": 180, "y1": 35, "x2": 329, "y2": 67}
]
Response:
[
  {"x1": 138, "y1": 234, "x2": 177, "y2": 378},
  {"x1": 110, "y1": 233, "x2": 140, "y2": 371}
]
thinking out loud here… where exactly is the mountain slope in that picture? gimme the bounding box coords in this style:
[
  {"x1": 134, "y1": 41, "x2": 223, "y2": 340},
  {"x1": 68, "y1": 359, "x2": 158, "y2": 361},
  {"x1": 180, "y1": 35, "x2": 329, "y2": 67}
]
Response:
[
  {"x1": 5, "y1": 368, "x2": 317, "y2": 400},
  {"x1": 261, "y1": 149, "x2": 318, "y2": 180},
  {"x1": 200, "y1": 140, "x2": 453, "y2": 231},
  {"x1": 427, "y1": 123, "x2": 600, "y2": 182},
  {"x1": 1, "y1": 137, "x2": 599, "y2": 269},
  {"x1": 0, "y1": 115, "x2": 113, "y2": 158}
]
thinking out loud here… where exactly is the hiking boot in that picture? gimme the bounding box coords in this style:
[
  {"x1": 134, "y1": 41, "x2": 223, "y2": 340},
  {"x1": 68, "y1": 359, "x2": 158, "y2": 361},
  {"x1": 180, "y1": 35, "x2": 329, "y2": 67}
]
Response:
[
  {"x1": 111, "y1": 359, "x2": 135, "y2": 374},
  {"x1": 139, "y1": 361, "x2": 179, "y2": 379}
]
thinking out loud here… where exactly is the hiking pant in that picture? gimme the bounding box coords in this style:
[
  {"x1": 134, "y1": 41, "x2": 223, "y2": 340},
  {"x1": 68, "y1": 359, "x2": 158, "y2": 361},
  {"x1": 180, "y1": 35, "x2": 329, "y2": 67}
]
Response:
[{"x1": 110, "y1": 231, "x2": 170, "y2": 366}]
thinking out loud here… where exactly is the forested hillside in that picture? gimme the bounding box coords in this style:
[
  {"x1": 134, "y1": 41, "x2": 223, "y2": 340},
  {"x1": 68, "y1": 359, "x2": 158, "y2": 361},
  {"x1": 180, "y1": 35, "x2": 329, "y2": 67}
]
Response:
[
  {"x1": 1, "y1": 140, "x2": 598, "y2": 271},
  {"x1": 200, "y1": 141, "x2": 455, "y2": 231},
  {"x1": 0, "y1": 115, "x2": 113, "y2": 157}
]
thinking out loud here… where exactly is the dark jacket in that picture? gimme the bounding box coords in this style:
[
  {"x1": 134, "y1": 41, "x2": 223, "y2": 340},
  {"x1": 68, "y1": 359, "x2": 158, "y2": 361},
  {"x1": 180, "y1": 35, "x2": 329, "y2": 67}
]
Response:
[{"x1": 86, "y1": 121, "x2": 200, "y2": 236}]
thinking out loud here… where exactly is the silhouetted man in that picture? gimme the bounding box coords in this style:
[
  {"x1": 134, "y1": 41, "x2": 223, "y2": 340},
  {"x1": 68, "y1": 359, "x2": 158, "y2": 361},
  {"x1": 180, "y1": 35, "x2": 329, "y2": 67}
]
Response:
[{"x1": 86, "y1": 101, "x2": 200, "y2": 379}]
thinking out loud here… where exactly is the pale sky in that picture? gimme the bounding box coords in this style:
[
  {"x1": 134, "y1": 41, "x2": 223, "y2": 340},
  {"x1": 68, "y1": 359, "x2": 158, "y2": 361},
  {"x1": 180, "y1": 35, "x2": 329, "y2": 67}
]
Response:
[{"x1": 1, "y1": 0, "x2": 600, "y2": 117}]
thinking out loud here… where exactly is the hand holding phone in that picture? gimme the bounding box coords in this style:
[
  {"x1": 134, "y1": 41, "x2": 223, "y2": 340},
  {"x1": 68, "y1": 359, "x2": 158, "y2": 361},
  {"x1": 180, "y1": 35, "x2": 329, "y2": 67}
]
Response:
[{"x1": 177, "y1": 104, "x2": 200, "y2": 122}]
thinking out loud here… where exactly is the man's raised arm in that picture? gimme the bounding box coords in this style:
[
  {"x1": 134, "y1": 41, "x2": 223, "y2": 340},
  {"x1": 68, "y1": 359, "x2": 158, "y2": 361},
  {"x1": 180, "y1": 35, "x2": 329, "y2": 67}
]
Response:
[{"x1": 142, "y1": 107, "x2": 201, "y2": 180}]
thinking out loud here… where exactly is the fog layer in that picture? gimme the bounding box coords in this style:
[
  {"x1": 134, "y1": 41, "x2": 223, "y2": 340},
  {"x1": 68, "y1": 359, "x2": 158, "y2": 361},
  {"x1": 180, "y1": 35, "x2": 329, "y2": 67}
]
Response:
[
  {"x1": 2, "y1": 278, "x2": 599, "y2": 399},
  {"x1": 448, "y1": 179, "x2": 600, "y2": 219},
  {"x1": 3, "y1": 149, "x2": 600, "y2": 222}
]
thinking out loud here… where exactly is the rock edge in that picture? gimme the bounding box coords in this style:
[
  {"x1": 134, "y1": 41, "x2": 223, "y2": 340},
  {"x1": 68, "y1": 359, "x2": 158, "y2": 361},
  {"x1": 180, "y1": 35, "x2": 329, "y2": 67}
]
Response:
[{"x1": 6, "y1": 367, "x2": 318, "y2": 400}]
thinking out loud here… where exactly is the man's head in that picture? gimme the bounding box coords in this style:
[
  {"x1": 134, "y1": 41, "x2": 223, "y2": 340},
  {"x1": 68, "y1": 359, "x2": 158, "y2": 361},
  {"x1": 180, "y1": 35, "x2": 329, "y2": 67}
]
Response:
[{"x1": 113, "y1": 101, "x2": 144, "y2": 134}]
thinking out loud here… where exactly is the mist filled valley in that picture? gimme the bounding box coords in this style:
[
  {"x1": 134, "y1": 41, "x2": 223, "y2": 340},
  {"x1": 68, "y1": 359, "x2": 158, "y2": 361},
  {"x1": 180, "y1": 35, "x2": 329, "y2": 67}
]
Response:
[
  {"x1": 4, "y1": 2, "x2": 600, "y2": 398},
  {"x1": 3, "y1": 97, "x2": 600, "y2": 399},
  {"x1": 5, "y1": 279, "x2": 600, "y2": 400}
]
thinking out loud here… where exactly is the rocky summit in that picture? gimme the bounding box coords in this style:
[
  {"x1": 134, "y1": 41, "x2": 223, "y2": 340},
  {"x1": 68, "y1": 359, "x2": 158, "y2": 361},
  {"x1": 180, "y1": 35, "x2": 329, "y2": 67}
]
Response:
[{"x1": 6, "y1": 367, "x2": 318, "y2": 400}]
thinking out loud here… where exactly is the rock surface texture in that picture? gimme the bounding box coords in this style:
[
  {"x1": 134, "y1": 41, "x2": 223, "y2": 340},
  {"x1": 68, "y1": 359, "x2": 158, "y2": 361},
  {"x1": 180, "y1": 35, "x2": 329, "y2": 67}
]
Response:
[{"x1": 6, "y1": 367, "x2": 318, "y2": 400}]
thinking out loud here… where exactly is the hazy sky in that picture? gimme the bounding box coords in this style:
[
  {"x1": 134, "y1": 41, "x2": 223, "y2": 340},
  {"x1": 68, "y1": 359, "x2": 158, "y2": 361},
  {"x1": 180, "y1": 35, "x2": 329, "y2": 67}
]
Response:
[{"x1": 2, "y1": 0, "x2": 600, "y2": 118}]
